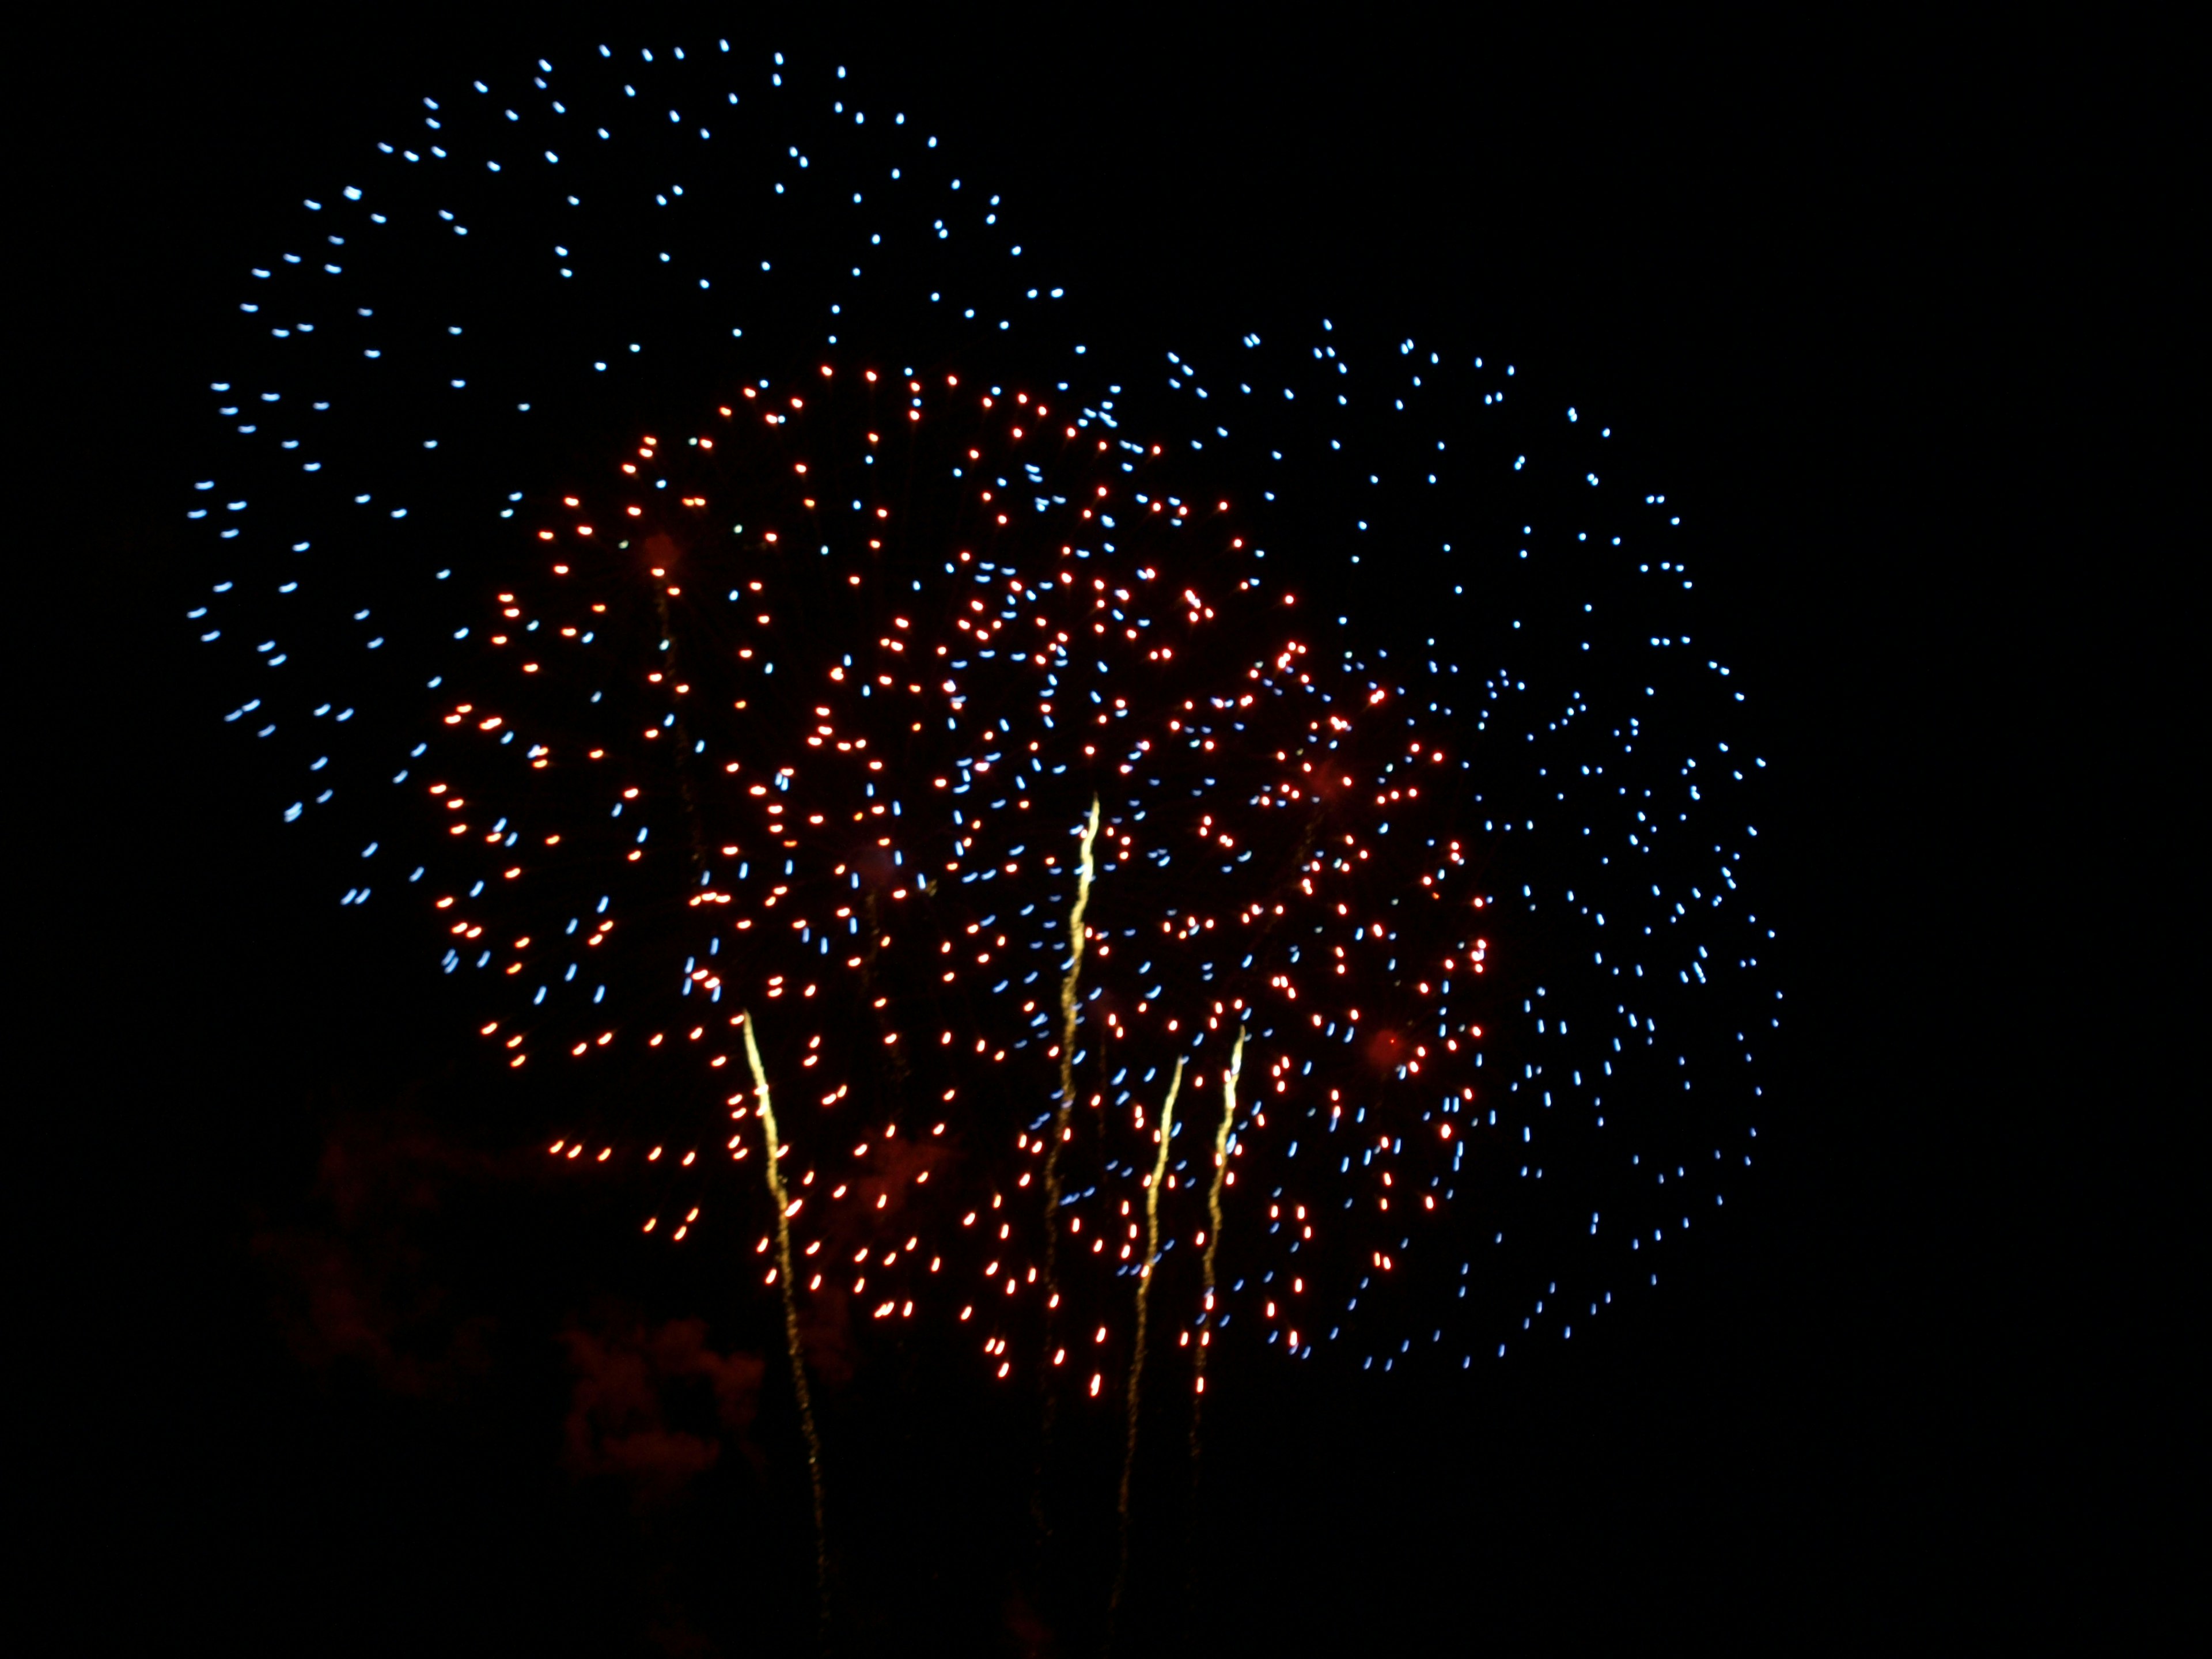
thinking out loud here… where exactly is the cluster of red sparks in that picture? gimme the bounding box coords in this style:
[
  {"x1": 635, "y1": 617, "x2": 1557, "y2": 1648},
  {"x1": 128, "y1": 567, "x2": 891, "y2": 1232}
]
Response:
[{"x1": 418, "y1": 359, "x2": 1499, "y2": 1391}]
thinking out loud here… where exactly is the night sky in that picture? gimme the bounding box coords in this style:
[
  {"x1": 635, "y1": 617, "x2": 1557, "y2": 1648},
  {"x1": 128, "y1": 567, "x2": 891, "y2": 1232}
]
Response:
[{"x1": 28, "y1": 11, "x2": 2186, "y2": 1655}]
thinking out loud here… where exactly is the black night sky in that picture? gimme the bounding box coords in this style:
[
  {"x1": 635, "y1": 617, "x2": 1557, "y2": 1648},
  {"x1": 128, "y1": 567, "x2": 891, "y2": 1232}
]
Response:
[{"x1": 26, "y1": 10, "x2": 2186, "y2": 1654}]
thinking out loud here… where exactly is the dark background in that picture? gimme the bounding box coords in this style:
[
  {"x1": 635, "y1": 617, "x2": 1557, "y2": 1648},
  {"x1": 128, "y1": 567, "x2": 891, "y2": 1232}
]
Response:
[{"x1": 26, "y1": 8, "x2": 2187, "y2": 1653}]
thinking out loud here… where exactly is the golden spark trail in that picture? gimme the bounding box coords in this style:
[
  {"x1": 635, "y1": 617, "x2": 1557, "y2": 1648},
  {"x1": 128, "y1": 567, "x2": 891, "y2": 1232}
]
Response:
[
  {"x1": 1110, "y1": 1055, "x2": 1184, "y2": 1628},
  {"x1": 1040, "y1": 797, "x2": 1102, "y2": 1348},
  {"x1": 740, "y1": 1009, "x2": 830, "y2": 1638},
  {"x1": 1191, "y1": 1028, "x2": 1245, "y2": 1453}
]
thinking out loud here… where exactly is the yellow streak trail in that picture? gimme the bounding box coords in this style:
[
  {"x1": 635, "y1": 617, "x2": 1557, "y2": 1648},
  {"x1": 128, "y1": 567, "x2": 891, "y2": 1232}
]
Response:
[
  {"x1": 1110, "y1": 1055, "x2": 1185, "y2": 1626},
  {"x1": 740, "y1": 1009, "x2": 829, "y2": 1637},
  {"x1": 1040, "y1": 797, "x2": 1102, "y2": 1345},
  {"x1": 1191, "y1": 1028, "x2": 1245, "y2": 1452}
]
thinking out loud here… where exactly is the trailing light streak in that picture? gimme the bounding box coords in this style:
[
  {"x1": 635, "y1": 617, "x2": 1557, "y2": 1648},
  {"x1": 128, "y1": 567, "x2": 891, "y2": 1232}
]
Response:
[
  {"x1": 1192, "y1": 1028, "x2": 1245, "y2": 1439},
  {"x1": 741, "y1": 1007, "x2": 828, "y2": 1631},
  {"x1": 1041, "y1": 796, "x2": 1102, "y2": 1374},
  {"x1": 1113, "y1": 1053, "x2": 1184, "y2": 1624}
]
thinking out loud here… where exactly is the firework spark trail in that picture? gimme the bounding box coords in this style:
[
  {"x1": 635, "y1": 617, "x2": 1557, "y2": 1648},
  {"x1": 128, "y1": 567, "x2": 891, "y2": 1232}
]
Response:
[
  {"x1": 1029, "y1": 794, "x2": 1101, "y2": 1550},
  {"x1": 740, "y1": 1008, "x2": 828, "y2": 1635},
  {"x1": 1041, "y1": 797, "x2": 1102, "y2": 1360},
  {"x1": 1111, "y1": 1053, "x2": 1184, "y2": 1627},
  {"x1": 1191, "y1": 1028, "x2": 1245, "y2": 1441}
]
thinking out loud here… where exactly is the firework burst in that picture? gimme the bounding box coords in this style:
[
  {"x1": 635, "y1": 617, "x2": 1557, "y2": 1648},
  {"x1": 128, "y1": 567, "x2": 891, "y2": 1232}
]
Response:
[{"x1": 181, "y1": 30, "x2": 1780, "y2": 1635}]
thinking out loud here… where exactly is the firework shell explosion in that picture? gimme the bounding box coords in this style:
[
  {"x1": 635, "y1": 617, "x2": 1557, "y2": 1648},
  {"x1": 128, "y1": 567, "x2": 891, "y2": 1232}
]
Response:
[{"x1": 183, "y1": 39, "x2": 1777, "y2": 1439}]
